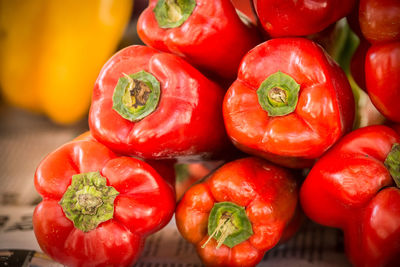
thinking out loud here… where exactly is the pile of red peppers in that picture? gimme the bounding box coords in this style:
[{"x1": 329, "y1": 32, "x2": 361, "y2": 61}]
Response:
[{"x1": 32, "y1": 0, "x2": 400, "y2": 266}]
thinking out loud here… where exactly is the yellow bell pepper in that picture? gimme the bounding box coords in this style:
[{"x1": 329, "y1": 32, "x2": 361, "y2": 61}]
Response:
[{"x1": 0, "y1": 0, "x2": 133, "y2": 124}]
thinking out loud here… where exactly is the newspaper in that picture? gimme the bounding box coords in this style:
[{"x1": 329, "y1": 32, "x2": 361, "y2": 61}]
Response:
[
  {"x1": 0, "y1": 107, "x2": 352, "y2": 266},
  {"x1": 0, "y1": 205, "x2": 352, "y2": 267},
  {"x1": 0, "y1": 107, "x2": 89, "y2": 206}
]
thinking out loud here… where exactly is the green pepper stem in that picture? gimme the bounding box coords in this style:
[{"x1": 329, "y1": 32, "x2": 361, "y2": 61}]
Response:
[
  {"x1": 153, "y1": 0, "x2": 196, "y2": 29},
  {"x1": 202, "y1": 213, "x2": 236, "y2": 249},
  {"x1": 205, "y1": 202, "x2": 253, "y2": 249},
  {"x1": 257, "y1": 71, "x2": 300, "y2": 117},
  {"x1": 166, "y1": 0, "x2": 183, "y2": 22},
  {"x1": 112, "y1": 70, "x2": 160, "y2": 122},
  {"x1": 76, "y1": 189, "x2": 103, "y2": 215},
  {"x1": 384, "y1": 143, "x2": 400, "y2": 188},
  {"x1": 268, "y1": 87, "x2": 288, "y2": 105},
  {"x1": 59, "y1": 172, "x2": 119, "y2": 232}
]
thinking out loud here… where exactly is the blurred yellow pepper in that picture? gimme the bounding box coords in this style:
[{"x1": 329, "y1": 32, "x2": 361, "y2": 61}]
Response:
[{"x1": 0, "y1": 0, "x2": 133, "y2": 124}]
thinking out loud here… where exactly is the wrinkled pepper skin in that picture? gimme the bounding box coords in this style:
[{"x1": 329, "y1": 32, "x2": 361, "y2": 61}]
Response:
[
  {"x1": 300, "y1": 125, "x2": 400, "y2": 267},
  {"x1": 33, "y1": 139, "x2": 176, "y2": 267},
  {"x1": 253, "y1": 0, "x2": 355, "y2": 37},
  {"x1": 0, "y1": 0, "x2": 132, "y2": 124},
  {"x1": 223, "y1": 38, "x2": 355, "y2": 168},
  {"x1": 73, "y1": 131, "x2": 177, "y2": 194},
  {"x1": 137, "y1": 0, "x2": 261, "y2": 80},
  {"x1": 176, "y1": 157, "x2": 298, "y2": 267},
  {"x1": 89, "y1": 45, "x2": 230, "y2": 160},
  {"x1": 365, "y1": 42, "x2": 400, "y2": 122}
]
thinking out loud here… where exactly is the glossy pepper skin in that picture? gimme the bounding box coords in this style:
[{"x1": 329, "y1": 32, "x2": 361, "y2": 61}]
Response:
[
  {"x1": 33, "y1": 139, "x2": 176, "y2": 267},
  {"x1": 231, "y1": 0, "x2": 258, "y2": 25},
  {"x1": 176, "y1": 157, "x2": 298, "y2": 267},
  {"x1": 300, "y1": 125, "x2": 400, "y2": 267},
  {"x1": 0, "y1": 0, "x2": 132, "y2": 124},
  {"x1": 223, "y1": 38, "x2": 355, "y2": 168},
  {"x1": 365, "y1": 42, "x2": 400, "y2": 122},
  {"x1": 137, "y1": 0, "x2": 261, "y2": 80},
  {"x1": 73, "y1": 131, "x2": 177, "y2": 193},
  {"x1": 89, "y1": 45, "x2": 230, "y2": 159},
  {"x1": 359, "y1": 0, "x2": 400, "y2": 44},
  {"x1": 253, "y1": 0, "x2": 355, "y2": 37}
]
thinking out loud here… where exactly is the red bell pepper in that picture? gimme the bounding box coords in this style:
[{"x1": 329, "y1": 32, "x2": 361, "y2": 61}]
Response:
[
  {"x1": 365, "y1": 41, "x2": 400, "y2": 122},
  {"x1": 137, "y1": 0, "x2": 261, "y2": 80},
  {"x1": 33, "y1": 139, "x2": 176, "y2": 267},
  {"x1": 231, "y1": 0, "x2": 258, "y2": 25},
  {"x1": 223, "y1": 38, "x2": 355, "y2": 168},
  {"x1": 359, "y1": 0, "x2": 400, "y2": 44},
  {"x1": 89, "y1": 45, "x2": 230, "y2": 159},
  {"x1": 390, "y1": 123, "x2": 400, "y2": 135},
  {"x1": 253, "y1": 0, "x2": 356, "y2": 37},
  {"x1": 351, "y1": 39, "x2": 370, "y2": 90},
  {"x1": 74, "y1": 131, "x2": 177, "y2": 193},
  {"x1": 300, "y1": 125, "x2": 400, "y2": 267},
  {"x1": 347, "y1": 0, "x2": 363, "y2": 38},
  {"x1": 175, "y1": 161, "x2": 222, "y2": 200},
  {"x1": 175, "y1": 157, "x2": 298, "y2": 267}
]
